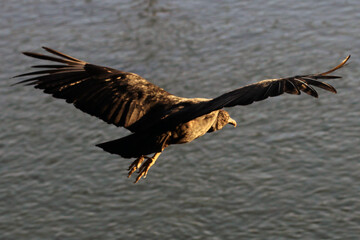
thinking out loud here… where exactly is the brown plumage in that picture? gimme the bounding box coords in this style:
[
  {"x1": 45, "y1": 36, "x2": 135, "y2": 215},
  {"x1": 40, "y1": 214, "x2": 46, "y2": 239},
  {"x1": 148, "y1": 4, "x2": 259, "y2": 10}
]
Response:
[{"x1": 14, "y1": 47, "x2": 350, "y2": 183}]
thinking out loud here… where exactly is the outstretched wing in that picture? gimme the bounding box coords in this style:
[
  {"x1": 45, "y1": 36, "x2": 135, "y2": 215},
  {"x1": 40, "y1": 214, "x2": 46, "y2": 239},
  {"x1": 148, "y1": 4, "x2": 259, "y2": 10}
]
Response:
[
  {"x1": 149, "y1": 56, "x2": 350, "y2": 133},
  {"x1": 14, "y1": 47, "x2": 184, "y2": 132}
]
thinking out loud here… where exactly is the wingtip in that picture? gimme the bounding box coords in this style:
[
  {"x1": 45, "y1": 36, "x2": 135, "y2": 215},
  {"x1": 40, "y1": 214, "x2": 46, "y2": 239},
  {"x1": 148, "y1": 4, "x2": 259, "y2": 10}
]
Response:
[
  {"x1": 342, "y1": 55, "x2": 351, "y2": 66},
  {"x1": 42, "y1": 46, "x2": 51, "y2": 51},
  {"x1": 319, "y1": 55, "x2": 351, "y2": 76},
  {"x1": 22, "y1": 51, "x2": 33, "y2": 56},
  {"x1": 42, "y1": 46, "x2": 54, "y2": 53},
  {"x1": 10, "y1": 77, "x2": 27, "y2": 86}
]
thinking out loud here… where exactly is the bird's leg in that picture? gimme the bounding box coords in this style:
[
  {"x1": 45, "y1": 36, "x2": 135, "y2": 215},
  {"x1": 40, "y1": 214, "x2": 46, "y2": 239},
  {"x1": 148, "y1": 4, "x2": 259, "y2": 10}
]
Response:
[
  {"x1": 128, "y1": 156, "x2": 146, "y2": 178},
  {"x1": 134, "y1": 152, "x2": 162, "y2": 183}
]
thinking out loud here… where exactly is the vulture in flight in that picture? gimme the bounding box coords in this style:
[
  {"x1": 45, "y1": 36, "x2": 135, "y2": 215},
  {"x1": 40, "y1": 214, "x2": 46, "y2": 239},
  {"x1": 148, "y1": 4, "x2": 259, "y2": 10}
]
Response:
[{"x1": 14, "y1": 47, "x2": 350, "y2": 183}]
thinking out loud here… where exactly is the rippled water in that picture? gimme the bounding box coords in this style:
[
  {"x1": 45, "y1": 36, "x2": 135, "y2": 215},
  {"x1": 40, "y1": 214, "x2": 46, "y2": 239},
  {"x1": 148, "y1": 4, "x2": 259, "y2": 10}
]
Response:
[{"x1": 1, "y1": 0, "x2": 360, "y2": 239}]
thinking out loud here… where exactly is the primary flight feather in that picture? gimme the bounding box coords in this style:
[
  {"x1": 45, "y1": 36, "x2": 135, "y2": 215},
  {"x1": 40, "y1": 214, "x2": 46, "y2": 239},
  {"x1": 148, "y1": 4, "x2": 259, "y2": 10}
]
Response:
[{"x1": 14, "y1": 47, "x2": 349, "y2": 183}]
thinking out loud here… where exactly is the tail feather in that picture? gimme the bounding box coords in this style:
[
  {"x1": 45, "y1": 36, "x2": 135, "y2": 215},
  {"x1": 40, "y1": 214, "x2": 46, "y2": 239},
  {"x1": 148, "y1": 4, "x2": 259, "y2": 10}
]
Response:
[{"x1": 96, "y1": 132, "x2": 170, "y2": 158}]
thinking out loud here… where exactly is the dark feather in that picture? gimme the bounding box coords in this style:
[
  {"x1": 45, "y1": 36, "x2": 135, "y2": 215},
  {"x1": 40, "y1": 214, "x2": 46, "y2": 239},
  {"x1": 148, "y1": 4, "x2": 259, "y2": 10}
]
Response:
[
  {"x1": 15, "y1": 47, "x2": 185, "y2": 132},
  {"x1": 15, "y1": 49, "x2": 348, "y2": 134},
  {"x1": 14, "y1": 48, "x2": 349, "y2": 183},
  {"x1": 22, "y1": 52, "x2": 75, "y2": 64},
  {"x1": 301, "y1": 77, "x2": 337, "y2": 93},
  {"x1": 284, "y1": 80, "x2": 301, "y2": 95},
  {"x1": 14, "y1": 69, "x2": 77, "y2": 78},
  {"x1": 142, "y1": 56, "x2": 349, "y2": 134},
  {"x1": 42, "y1": 46, "x2": 83, "y2": 62},
  {"x1": 31, "y1": 64, "x2": 70, "y2": 69},
  {"x1": 294, "y1": 78, "x2": 318, "y2": 97}
]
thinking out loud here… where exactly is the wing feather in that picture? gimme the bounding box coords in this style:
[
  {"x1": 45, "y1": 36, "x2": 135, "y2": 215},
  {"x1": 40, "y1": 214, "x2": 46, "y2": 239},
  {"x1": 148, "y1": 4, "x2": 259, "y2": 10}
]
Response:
[
  {"x1": 15, "y1": 48, "x2": 349, "y2": 135},
  {"x1": 145, "y1": 56, "x2": 349, "y2": 134},
  {"x1": 294, "y1": 78, "x2": 318, "y2": 97},
  {"x1": 15, "y1": 47, "x2": 184, "y2": 132}
]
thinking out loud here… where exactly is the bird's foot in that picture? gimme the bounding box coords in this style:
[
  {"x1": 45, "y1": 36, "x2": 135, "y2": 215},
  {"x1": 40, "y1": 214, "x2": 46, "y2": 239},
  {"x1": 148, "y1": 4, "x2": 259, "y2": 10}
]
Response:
[
  {"x1": 127, "y1": 152, "x2": 162, "y2": 183},
  {"x1": 134, "y1": 156, "x2": 156, "y2": 183},
  {"x1": 128, "y1": 156, "x2": 145, "y2": 178}
]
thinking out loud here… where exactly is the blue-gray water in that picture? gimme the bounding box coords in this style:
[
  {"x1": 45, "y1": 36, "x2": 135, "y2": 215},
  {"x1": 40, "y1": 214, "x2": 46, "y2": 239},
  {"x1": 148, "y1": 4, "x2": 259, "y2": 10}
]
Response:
[{"x1": 1, "y1": 0, "x2": 359, "y2": 239}]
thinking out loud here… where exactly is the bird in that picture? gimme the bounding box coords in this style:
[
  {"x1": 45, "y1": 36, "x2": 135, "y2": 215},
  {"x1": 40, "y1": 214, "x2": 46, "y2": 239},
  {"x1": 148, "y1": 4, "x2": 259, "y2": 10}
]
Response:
[{"x1": 14, "y1": 47, "x2": 350, "y2": 183}]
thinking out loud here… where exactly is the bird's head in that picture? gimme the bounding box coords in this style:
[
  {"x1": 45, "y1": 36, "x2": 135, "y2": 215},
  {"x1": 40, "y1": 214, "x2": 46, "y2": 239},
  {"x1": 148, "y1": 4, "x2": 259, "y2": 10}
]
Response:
[
  {"x1": 228, "y1": 116, "x2": 237, "y2": 128},
  {"x1": 208, "y1": 110, "x2": 237, "y2": 132}
]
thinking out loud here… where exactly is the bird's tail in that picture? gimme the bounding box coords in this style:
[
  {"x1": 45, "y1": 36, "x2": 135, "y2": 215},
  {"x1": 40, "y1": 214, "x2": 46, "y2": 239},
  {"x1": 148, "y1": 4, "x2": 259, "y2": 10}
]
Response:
[{"x1": 96, "y1": 132, "x2": 170, "y2": 158}]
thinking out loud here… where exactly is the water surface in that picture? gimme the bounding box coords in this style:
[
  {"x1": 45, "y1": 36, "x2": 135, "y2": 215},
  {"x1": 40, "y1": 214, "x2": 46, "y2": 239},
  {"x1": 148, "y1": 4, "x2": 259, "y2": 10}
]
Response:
[{"x1": 1, "y1": 0, "x2": 359, "y2": 239}]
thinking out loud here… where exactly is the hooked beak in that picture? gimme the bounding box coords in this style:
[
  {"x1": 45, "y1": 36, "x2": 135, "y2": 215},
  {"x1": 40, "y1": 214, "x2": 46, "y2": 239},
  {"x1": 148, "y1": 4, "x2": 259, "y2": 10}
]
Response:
[{"x1": 228, "y1": 117, "x2": 237, "y2": 128}]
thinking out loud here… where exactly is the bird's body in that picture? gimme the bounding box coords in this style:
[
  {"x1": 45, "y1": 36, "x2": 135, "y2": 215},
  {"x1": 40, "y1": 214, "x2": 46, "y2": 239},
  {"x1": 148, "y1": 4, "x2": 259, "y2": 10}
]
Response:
[
  {"x1": 172, "y1": 110, "x2": 225, "y2": 144},
  {"x1": 15, "y1": 47, "x2": 349, "y2": 183}
]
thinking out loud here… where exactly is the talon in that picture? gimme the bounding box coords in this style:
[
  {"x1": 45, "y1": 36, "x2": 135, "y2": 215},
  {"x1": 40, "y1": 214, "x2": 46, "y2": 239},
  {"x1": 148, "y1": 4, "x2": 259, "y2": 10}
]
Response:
[
  {"x1": 128, "y1": 156, "x2": 145, "y2": 178},
  {"x1": 135, "y1": 172, "x2": 144, "y2": 183},
  {"x1": 134, "y1": 158, "x2": 154, "y2": 183},
  {"x1": 130, "y1": 152, "x2": 161, "y2": 183},
  {"x1": 138, "y1": 156, "x2": 150, "y2": 173}
]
